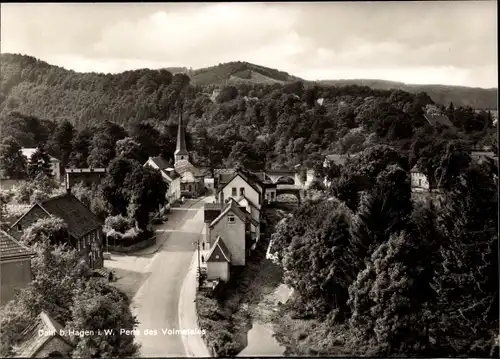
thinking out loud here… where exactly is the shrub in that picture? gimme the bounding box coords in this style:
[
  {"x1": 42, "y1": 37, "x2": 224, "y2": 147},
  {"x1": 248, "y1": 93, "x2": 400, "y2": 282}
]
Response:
[
  {"x1": 30, "y1": 189, "x2": 49, "y2": 204},
  {"x1": 0, "y1": 189, "x2": 14, "y2": 204},
  {"x1": 121, "y1": 227, "x2": 142, "y2": 245},
  {"x1": 13, "y1": 182, "x2": 34, "y2": 204},
  {"x1": 32, "y1": 172, "x2": 58, "y2": 194},
  {"x1": 196, "y1": 293, "x2": 242, "y2": 356},
  {"x1": 103, "y1": 215, "x2": 133, "y2": 235},
  {"x1": 21, "y1": 217, "x2": 69, "y2": 246}
]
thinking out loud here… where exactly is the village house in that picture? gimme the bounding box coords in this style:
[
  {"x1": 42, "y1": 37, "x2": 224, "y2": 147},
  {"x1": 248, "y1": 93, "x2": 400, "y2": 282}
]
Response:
[
  {"x1": 410, "y1": 165, "x2": 437, "y2": 192},
  {"x1": 203, "y1": 199, "x2": 259, "y2": 281},
  {"x1": 144, "y1": 156, "x2": 181, "y2": 203},
  {"x1": 11, "y1": 311, "x2": 74, "y2": 358},
  {"x1": 205, "y1": 236, "x2": 232, "y2": 282},
  {"x1": 9, "y1": 193, "x2": 104, "y2": 269},
  {"x1": 22, "y1": 148, "x2": 61, "y2": 182},
  {"x1": 423, "y1": 105, "x2": 455, "y2": 129},
  {"x1": 470, "y1": 149, "x2": 497, "y2": 165},
  {"x1": 0, "y1": 230, "x2": 34, "y2": 305},
  {"x1": 215, "y1": 170, "x2": 263, "y2": 222},
  {"x1": 410, "y1": 164, "x2": 444, "y2": 206},
  {"x1": 65, "y1": 167, "x2": 106, "y2": 190}
]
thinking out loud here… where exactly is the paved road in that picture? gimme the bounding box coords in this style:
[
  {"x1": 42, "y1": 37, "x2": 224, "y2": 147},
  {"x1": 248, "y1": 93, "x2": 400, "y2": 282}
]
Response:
[{"x1": 130, "y1": 198, "x2": 209, "y2": 357}]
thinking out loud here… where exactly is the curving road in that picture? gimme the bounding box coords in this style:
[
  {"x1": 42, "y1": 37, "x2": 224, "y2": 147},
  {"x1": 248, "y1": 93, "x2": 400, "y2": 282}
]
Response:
[{"x1": 130, "y1": 198, "x2": 209, "y2": 357}]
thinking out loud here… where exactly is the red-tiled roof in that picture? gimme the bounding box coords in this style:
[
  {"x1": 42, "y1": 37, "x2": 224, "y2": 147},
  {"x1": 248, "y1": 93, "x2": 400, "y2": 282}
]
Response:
[{"x1": 0, "y1": 230, "x2": 33, "y2": 260}]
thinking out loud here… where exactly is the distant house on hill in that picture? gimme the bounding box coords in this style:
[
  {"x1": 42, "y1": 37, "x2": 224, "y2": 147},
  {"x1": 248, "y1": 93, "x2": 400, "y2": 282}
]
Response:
[
  {"x1": 11, "y1": 311, "x2": 74, "y2": 358},
  {"x1": 323, "y1": 154, "x2": 355, "y2": 187},
  {"x1": 9, "y1": 193, "x2": 104, "y2": 269},
  {"x1": 65, "y1": 167, "x2": 106, "y2": 190},
  {"x1": 211, "y1": 89, "x2": 221, "y2": 102},
  {"x1": 470, "y1": 150, "x2": 498, "y2": 166},
  {"x1": 21, "y1": 148, "x2": 61, "y2": 182},
  {"x1": 0, "y1": 230, "x2": 34, "y2": 305},
  {"x1": 423, "y1": 105, "x2": 454, "y2": 129},
  {"x1": 410, "y1": 165, "x2": 438, "y2": 192}
]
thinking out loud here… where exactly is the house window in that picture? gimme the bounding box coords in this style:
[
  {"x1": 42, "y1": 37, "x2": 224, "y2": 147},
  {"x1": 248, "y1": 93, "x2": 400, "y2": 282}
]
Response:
[
  {"x1": 181, "y1": 156, "x2": 184, "y2": 160},
  {"x1": 271, "y1": 192, "x2": 275, "y2": 201},
  {"x1": 228, "y1": 215, "x2": 235, "y2": 223},
  {"x1": 418, "y1": 179, "x2": 422, "y2": 187},
  {"x1": 17, "y1": 224, "x2": 22, "y2": 231},
  {"x1": 240, "y1": 187, "x2": 245, "y2": 196},
  {"x1": 231, "y1": 187, "x2": 237, "y2": 196},
  {"x1": 188, "y1": 184, "x2": 192, "y2": 192}
]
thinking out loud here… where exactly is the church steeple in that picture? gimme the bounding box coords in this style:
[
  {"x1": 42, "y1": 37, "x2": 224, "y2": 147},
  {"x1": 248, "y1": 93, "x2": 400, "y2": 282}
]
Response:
[{"x1": 174, "y1": 105, "x2": 189, "y2": 164}]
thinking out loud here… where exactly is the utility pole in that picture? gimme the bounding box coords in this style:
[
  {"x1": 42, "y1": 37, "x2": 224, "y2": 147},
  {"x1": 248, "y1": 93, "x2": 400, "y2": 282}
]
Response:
[{"x1": 197, "y1": 238, "x2": 201, "y2": 274}]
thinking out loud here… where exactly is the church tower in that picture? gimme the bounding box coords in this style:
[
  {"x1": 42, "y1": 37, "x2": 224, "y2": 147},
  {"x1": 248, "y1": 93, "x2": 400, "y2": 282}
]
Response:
[{"x1": 174, "y1": 107, "x2": 189, "y2": 164}]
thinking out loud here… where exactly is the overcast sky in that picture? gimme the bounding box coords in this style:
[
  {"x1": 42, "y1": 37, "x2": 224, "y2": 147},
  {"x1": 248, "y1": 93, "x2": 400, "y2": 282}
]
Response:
[{"x1": 1, "y1": 2, "x2": 497, "y2": 88}]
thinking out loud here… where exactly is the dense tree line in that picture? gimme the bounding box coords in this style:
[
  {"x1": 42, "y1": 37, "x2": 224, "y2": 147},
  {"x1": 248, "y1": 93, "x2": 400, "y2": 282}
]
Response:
[
  {"x1": 0, "y1": 54, "x2": 496, "y2": 175},
  {"x1": 269, "y1": 145, "x2": 498, "y2": 357},
  {"x1": 0, "y1": 225, "x2": 139, "y2": 358}
]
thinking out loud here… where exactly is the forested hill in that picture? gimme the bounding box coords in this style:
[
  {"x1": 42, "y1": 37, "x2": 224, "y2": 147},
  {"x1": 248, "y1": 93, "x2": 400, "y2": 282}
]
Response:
[
  {"x1": 0, "y1": 53, "x2": 497, "y2": 172},
  {"x1": 319, "y1": 79, "x2": 498, "y2": 110},
  {"x1": 189, "y1": 61, "x2": 302, "y2": 85}
]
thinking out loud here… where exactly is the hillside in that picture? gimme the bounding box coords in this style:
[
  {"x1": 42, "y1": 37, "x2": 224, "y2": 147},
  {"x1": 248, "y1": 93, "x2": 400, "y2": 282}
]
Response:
[
  {"x1": 318, "y1": 79, "x2": 498, "y2": 110},
  {"x1": 189, "y1": 61, "x2": 302, "y2": 86}
]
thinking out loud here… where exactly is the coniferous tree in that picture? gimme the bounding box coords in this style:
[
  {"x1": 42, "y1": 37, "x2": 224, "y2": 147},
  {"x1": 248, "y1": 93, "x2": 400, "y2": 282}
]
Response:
[
  {"x1": 431, "y1": 161, "x2": 499, "y2": 357},
  {"x1": 27, "y1": 146, "x2": 53, "y2": 179},
  {"x1": 0, "y1": 136, "x2": 27, "y2": 179}
]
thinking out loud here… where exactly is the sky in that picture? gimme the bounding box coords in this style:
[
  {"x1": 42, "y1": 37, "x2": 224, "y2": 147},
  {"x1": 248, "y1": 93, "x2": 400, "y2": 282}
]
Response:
[{"x1": 1, "y1": 2, "x2": 497, "y2": 88}]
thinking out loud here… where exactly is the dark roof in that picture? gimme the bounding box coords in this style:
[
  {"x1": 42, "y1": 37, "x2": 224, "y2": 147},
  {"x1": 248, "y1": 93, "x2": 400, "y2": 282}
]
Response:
[
  {"x1": 264, "y1": 168, "x2": 296, "y2": 174},
  {"x1": 206, "y1": 236, "x2": 231, "y2": 263},
  {"x1": 209, "y1": 199, "x2": 249, "y2": 228},
  {"x1": 204, "y1": 203, "x2": 223, "y2": 223},
  {"x1": 234, "y1": 198, "x2": 259, "y2": 227},
  {"x1": 12, "y1": 311, "x2": 73, "y2": 357},
  {"x1": 174, "y1": 159, "x2": 201, "y2": 177},
  {"x1": 164, "y1": 168, "x2": 180, "y2": 180},
  {"x1": 424, "y1": 111, "x2": 455, "y2": 128},
  {"x1": 65, "y1": 168, "x2": 106, "y2": 173},
  {"x1": 217, "y1": 170, "x2": 262, "y2": 196},
  {"x1": 13, "y1": 194, "x2": 103, "y2": 239},
  {"x1": 0, "y1": 230, "x2": 34, "y2": 261},
  {"x1": 149, "y1": 156, "x2": 170, "y2": 170}
]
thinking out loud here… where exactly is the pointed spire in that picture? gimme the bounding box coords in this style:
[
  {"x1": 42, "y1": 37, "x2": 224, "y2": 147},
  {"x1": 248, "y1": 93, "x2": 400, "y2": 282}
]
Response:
[{"x1": 174, "y1": 103, "x2": 189, "y2": 163}]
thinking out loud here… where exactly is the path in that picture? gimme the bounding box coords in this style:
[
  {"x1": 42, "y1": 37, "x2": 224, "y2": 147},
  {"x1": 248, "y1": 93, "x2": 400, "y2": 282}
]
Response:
[{"x1": 106, "y1": 197, "x2": 212, "y2": 357}]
